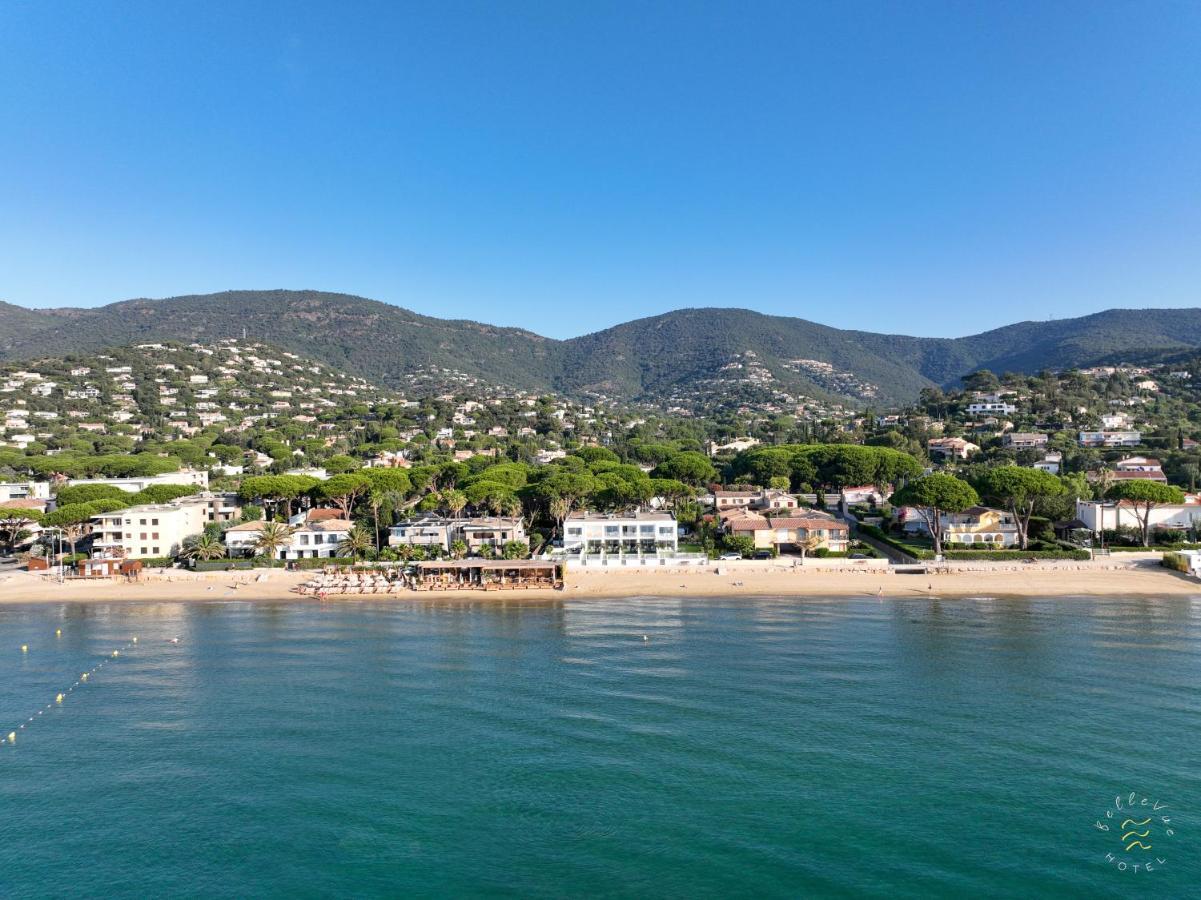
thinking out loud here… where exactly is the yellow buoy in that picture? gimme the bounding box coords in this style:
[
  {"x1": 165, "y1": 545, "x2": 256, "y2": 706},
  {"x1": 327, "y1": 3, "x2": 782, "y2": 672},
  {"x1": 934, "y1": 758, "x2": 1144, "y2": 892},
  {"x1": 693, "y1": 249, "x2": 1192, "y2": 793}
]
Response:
[
  {"x1": 132, "y1": 637, "x2": 138, "y2": 643},
  {"x1": 7, "y1": 732, "x2": 14, "y2": 744},
  {"x1": 55, "y1": 693, "x2": 63, "y2": 704},
  {"x1": 81, "y1": 673, "x2": 88, "y2": 681},
  {"x1": 56, "y1": 629, "x2": 62, "y2": 637},
  {"x1": 21, "y1": 645, "x2": 28, "y2": 653},
  {"x1": 112, "y1": 650, "x2": 119, "y2": 658}
]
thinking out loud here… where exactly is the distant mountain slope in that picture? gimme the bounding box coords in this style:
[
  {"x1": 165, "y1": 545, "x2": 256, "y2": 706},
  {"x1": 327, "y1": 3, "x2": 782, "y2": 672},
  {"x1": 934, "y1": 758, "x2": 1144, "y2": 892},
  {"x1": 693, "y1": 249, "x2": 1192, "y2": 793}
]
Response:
[
  {"x1": 554, "y1": 308, "x2": 936, "y2": 402},
  {"x1": 1, "y1": 291, "x2": 1200, "y2": 404},
  {"x1": 0, "y1": 291, "x2": 563, "y2": 392}
]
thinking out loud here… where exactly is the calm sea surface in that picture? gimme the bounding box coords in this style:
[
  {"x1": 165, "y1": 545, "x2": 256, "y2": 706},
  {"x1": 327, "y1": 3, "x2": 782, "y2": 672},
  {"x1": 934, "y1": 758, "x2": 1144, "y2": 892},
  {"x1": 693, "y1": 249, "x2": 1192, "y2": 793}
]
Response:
[{"x1": 1, "y1": 595, "x2": 1198, "y2": 898}]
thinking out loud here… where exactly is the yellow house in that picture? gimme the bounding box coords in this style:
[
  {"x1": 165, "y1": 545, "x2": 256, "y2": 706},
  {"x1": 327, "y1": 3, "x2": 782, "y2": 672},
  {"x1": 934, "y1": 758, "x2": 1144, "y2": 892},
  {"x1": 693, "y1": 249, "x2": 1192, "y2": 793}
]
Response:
[
  {"x1": 724, "y1": 512, "x2": 850, "y2": 552},
  {"x1": 939, "y1": 506, "x2": 1020, "y2": 547}
]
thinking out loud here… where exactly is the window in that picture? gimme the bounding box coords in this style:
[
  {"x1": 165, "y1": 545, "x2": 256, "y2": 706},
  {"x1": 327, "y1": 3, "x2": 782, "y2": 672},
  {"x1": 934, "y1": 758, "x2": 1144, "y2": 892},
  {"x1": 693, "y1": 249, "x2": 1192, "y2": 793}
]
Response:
[
  {"x1": 153, "y1": 547, "x2": 159, "y2": 554},
  {"x1": 152, "y1": 533, "x2": 159, "y2": 540},
  {"x1": 140, "y1": 547, "x2": 148, "y2": 555},
  {"x1": 152, "y1": 518, "x2": 159, "y2": 526},
  {"x1": 300, "y1": 534, "x2": 309, "y2": 545},
  {"x1": 140, "y1": 533, "x2": 147, "y2": 540},
  {"x1": 139, "y1": 519, "x2": 147, "y2": 526}
]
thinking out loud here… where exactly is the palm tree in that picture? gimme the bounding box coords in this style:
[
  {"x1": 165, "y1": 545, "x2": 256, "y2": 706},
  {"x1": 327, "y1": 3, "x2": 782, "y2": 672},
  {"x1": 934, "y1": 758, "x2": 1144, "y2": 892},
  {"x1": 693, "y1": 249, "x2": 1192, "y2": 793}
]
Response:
[
  {"x1": 253, "y1": 521, "x2": 295, "y2": 560},
  {"x1": 337, "y1": 525, "x2": 374, "y2": 560},
  {"x1": 450, "y1": 539, "x2": 468, "y2": 559},
  {"x1": 503, "y1": 497, "x2": 524, "y2": 523},
  {"x1": 183, "y1": 534, "x2": 226, "y2": 562},
  {"x1": 366, "y1": 487, "x2": 387, "y2": 551},
  {"x1": 441, "y1": 489, "x2": 467, "y2": 518},
  {"x1": 548, "y1": 495, "x2": 571, "y2": 538}
]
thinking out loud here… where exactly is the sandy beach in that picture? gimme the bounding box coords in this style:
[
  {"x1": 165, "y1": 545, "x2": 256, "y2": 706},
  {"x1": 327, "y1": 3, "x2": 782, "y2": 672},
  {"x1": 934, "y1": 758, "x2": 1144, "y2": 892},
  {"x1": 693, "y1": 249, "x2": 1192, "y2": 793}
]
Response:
[{"x1": 1, "y1": 557, "x2": 1198, "y2": 603}]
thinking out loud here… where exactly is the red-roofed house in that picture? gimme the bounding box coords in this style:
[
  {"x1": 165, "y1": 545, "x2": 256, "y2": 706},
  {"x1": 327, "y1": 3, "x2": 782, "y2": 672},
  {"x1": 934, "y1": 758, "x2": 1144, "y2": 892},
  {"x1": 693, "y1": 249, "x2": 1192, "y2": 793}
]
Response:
[{"x1": 723, "y1": 511, "x2": 849, "y2": 553}]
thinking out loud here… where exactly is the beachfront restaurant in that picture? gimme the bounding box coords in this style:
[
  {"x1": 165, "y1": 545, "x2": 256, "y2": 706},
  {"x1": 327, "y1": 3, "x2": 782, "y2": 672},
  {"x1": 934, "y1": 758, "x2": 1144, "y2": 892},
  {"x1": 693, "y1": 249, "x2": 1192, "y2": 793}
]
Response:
[{"x1": 412, "y1": 559, "x2": 564, "y2": 591}]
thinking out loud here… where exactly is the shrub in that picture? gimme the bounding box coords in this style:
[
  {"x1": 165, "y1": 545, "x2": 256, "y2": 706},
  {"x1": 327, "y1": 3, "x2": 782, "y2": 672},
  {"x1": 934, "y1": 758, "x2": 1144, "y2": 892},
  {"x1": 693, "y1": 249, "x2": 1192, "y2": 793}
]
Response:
[
  {"x1": 134, "y1": 556, "x2": 177, "y2": 568},
  {"x1": 1162, "y1": 552, "x2": 1190, "y2": 573},
  {"x1": 940, "y1": 549, "x2": 1091, "y2": 561}
]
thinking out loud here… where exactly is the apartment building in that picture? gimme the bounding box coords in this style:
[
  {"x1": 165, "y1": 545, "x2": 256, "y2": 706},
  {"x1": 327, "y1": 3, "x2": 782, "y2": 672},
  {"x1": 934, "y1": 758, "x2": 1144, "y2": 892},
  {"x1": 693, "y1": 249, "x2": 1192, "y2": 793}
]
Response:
[
  {"x1": 91, "y1": 502, "x2": 209, "y2": 559},
  {"x1": 562, "y1": 510, "x2": 678, "y2": 555}
]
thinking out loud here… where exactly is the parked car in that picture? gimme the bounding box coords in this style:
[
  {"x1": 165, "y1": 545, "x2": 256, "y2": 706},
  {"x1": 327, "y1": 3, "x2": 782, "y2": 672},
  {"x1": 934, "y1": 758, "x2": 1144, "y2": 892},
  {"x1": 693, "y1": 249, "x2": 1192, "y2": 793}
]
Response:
[{"x1": 718, "y1": 552, "x2": 743, "y2": 561}]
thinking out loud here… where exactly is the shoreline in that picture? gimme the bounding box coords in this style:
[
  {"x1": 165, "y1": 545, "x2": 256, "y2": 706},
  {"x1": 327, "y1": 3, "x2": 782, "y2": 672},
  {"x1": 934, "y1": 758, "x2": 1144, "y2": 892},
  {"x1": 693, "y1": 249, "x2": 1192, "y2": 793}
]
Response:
[{"x1": 1, "y1": 559, "x2": 1199, "y2": 603}]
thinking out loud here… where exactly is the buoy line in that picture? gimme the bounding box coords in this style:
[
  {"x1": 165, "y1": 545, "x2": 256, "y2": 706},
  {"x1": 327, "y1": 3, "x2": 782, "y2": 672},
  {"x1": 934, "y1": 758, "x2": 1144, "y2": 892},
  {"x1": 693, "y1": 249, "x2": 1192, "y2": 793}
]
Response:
[{"x1": 3, "y1": 634, "x2": 141, "y2": 750}]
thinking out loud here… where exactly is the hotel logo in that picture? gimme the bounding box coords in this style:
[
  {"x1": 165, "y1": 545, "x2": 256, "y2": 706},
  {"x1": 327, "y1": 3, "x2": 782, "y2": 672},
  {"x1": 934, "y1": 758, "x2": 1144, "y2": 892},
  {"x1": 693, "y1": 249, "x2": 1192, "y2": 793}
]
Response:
[{"x1": 1094, "y1": 792, "x2": 1175, "y2": 874}]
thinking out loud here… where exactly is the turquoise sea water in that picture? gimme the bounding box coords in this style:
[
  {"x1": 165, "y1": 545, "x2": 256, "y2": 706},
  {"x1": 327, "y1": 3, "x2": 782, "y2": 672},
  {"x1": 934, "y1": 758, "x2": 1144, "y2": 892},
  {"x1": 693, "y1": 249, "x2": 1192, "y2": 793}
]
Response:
[{"x1": 0, "y1": 595, "x2": 1198, "y2": 898}]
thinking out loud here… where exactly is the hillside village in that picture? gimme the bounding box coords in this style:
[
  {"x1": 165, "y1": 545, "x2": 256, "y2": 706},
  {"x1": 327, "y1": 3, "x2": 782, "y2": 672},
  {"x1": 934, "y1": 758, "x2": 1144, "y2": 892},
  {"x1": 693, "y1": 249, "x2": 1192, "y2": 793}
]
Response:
[{"x1": 5, "y1": 338, "x2": 1201, "y2": 582}]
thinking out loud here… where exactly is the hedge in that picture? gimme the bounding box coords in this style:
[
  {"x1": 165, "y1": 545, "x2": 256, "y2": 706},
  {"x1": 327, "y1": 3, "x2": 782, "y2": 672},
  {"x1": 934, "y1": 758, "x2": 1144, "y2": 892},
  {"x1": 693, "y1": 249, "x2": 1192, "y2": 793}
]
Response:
[
  {"x1": 1162, "y1": 552, "x2": 1190, "y2": 573},
  {"x1": 810, "y1": 549, "x2": 881, "y2": 559},
  {"x1": 940, "y1": 549, "x2": 1091, "y2": 561},
  {"x1": 857, "y1": 524, "x2": 1091, "y2": 561},
  {"x1": 190, "y1": 559, "x2": 258, "y2": 571},
  {"x1": 134, "y1": 557, "x2": 177, "y2": 568}
]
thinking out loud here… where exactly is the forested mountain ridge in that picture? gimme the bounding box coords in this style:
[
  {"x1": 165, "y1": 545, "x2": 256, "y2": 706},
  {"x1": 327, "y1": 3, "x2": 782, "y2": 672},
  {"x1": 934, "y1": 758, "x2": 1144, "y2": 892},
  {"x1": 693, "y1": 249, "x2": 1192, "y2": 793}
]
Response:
[{"x1": 2, "y1": 291, "x2": 1200, "y2": 405}]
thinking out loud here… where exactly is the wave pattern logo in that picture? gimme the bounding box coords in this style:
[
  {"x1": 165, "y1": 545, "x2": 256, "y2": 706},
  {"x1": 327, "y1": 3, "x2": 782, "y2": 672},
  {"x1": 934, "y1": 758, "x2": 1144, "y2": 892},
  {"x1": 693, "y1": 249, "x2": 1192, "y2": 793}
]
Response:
[
  {"x1": 1094, "y1": 792, "x2": 1176, "y2": 874},
  {"x1": 1121, "y1": 816, "x2": 1152, "y2": 852}
]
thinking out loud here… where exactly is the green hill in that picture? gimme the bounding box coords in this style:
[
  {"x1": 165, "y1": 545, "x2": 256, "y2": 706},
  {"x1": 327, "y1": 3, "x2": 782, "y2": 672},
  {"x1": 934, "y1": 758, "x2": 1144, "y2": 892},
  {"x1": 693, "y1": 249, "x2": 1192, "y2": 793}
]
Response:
[{"x1": 2, "y1": 291, "x2": 1200, "y2": 404}]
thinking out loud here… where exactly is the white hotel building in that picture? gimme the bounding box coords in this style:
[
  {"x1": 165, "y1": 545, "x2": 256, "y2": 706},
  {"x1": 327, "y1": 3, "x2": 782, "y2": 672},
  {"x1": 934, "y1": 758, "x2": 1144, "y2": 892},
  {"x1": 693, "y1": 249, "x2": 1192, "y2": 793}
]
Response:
[
  {"x1": 91, "y1": 502, "x2": 209, "y2": 559},
  {"x1": 563, "y1": 510, "x2": 678, "y2": 555}
]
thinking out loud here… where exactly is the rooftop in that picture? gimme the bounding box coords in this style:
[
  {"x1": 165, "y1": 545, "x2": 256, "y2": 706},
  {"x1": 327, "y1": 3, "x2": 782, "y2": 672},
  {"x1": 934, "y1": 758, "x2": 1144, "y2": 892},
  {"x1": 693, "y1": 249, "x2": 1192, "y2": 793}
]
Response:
[{"x1": 565, "y1": 510, "x2": 675, "y2": 522}]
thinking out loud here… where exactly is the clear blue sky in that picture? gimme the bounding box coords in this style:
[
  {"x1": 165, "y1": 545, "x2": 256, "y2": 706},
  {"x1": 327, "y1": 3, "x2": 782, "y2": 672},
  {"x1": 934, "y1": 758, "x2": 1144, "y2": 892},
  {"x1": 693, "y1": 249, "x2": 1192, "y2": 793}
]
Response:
[{"x1": 1, "y1": 1, "x2": 1198, "y2": 339}]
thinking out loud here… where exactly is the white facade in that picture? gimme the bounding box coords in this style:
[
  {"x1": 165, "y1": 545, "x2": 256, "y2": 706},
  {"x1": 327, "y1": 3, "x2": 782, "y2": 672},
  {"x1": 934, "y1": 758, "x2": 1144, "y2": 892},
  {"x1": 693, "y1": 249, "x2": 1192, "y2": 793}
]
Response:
[
  {"x1": 1076, "y1": 497, "x2": 1201, "y2": 533},
  {"x1": 1078, "y1": 431, "x2": 1142, "y2": 448},
  {"x1": 0, "y1": 481, "x2": 51, "y2": 503},
  {"x1": 563, "y1": 511, "x2": 678, "y2": 555},
  {"x1": 388, "y1": 516, "x2": 527, "y2": 553},
  {"x1": 224, "y1": 519, "x2": 354, "y2": 559},
  {"x1": 967, "y1": 402, "x2": 1017, "y2": 415},
  {"x1": 91, "y1": 502, "x2": 209, "y2": 559},
  {"x1": 1033, "y1": 452, "x2": 1062, "y2": 475},
  {"x1": 66, "y1": 469, "x2": 210, "y2": 494},
  {"x1": 1076, "y1": 498, "x2": 1201, "y2": 534}
]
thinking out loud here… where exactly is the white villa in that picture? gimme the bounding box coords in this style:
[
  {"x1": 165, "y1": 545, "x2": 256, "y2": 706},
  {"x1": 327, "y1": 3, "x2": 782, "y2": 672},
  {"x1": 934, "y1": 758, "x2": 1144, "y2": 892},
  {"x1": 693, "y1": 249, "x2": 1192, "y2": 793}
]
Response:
[
  {"x1": 967, "y1": 401, "x2": 1017, "y2": 415},
  {"x1": 388, "y1": 515, "x2": 526, "y2": 553},
  {"x1": 1075, "y1": 497, "x2": 1201, "y2": 535},
  {"x1": 1078, "y1": 431, "x2": 1142, "y2": 448},
  {"x1": 0, "y1": 481, "x2": 51, "y2": 503},
  {"x1": 224, "y1": 516, "x2": 354, "y2": 560},
  {"x1": 563, "y1": 510, "x2": 678, "y2": 555}
]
